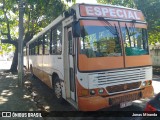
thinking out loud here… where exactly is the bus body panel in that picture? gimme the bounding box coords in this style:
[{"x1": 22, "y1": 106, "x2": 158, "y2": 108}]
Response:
[
  {"x1": 78, "y1": 85, "x2": 154, "y2": 111},
  {"x1": 29, "y1": 55, "x2": 64, "y2": 86},
  {"x1": 125, "y1": 55, "x2": 152, "y2": 67}
]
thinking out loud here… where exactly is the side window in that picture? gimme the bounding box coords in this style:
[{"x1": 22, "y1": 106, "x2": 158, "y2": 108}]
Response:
[
  {"x1": 29, "y1": 45, "x2": 31, "y2": 55},
  {"x1": 56, "y1": 25, "x2": 62, "y2": 54},
  {"x1": 50, "y1": 23, "x2": 62, "y2": 54},
  {"x1": 68, "y1": 31, "x2": 73, "y2": 55},
  {"x1": 31, "y1": 42, "x2": 35, "y2": 55},
  {"x1": 23, "y1": 47, "x2": 26, "y2": 56},
  {"x1": 44, "y1": 31, "x2": 50, "y2": 55},
  {"x1": 51, "y1": 28, "x2": 57, "y2": 54},
  {"x1": 35, "y1": 39, "x2": 39, "y2": 55},
  {"x1": 39, "y1": 36, "x2": 43, "y2": 55}
]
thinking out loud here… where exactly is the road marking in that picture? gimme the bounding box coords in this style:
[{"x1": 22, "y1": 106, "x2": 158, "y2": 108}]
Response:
[{"x1": 152, "y1": 81, "x2": 160, "y2": 94}]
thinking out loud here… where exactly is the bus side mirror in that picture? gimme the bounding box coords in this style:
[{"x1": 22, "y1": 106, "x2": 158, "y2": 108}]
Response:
[{"x1": 72, "y1": 21, "x2": 80, "y2": 37}]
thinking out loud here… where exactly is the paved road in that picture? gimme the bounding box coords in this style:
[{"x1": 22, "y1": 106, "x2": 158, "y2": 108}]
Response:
[
  {"x1": 0, "y1": 61, "x2": 12, "y2": 70},
  {"x1": 152, "y1": 75, "x2": 160, "y2": 94}
]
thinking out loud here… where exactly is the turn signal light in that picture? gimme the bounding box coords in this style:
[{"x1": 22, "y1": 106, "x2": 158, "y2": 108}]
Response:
[
  {"x1": 81, "y1": 89, "x2": 89, "y2": 96},
  {"x1": 148, "y1": 80, "x2": 152, "y2": 85}
]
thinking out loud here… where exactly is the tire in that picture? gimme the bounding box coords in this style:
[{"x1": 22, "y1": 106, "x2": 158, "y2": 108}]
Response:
[{"x1": 53, "y1": 77, "x2": 63, "y2": 102}]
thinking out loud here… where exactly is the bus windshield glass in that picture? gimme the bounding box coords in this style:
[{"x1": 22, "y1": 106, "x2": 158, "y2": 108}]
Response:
[
  {"x1": 121, "y1": 22, "x2": 149, "y2": 56},
  {"x1": 80, "y1": 20, "x2": 122, "y2": 58}
]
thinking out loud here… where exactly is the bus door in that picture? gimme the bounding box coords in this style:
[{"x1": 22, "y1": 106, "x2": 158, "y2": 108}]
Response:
[{"x1": 68, "y1": 27, "x2": 76, "y2": 101}]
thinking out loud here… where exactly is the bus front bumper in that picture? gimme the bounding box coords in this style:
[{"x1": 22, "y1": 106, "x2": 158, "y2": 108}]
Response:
[{"x1": 78, "y1": 86, "x2": 154, "y2": 111}]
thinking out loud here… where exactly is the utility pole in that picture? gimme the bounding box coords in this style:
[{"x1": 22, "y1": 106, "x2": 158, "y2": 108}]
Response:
[{"x1": 18, "y1": 0, "x2": 24, "y2": 87}]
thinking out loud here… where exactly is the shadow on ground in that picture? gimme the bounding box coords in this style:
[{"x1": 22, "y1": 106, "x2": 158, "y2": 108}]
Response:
[
  {"x1": 0, "y1": 71, "x2": 38, "y2": 111},
  {"x1": 0, "y1": 70, "x2": 43, "y2": 120}
]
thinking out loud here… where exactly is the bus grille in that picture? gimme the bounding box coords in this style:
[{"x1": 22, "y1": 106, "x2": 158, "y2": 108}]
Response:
[
  {"x1": 88, "y1": 67, "x2": 152, "y2": 93},
  {"x1": 106, "y1": 82, "x2": 141, "y2": 93}
]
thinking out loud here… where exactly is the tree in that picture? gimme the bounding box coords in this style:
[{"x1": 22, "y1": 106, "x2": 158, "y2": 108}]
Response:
[
  {"x1": 0, "y1": 0, "x2": 18, "y2": 72},
  {"x1": 97, "y1": 0, "x2": 135, "y2": 8},
  {"x1": 0, "y1": 0, "x2": 67, "y2": 73},
  {"x1": 134, "y1": 0, "x2": 160, "y2": 45}
]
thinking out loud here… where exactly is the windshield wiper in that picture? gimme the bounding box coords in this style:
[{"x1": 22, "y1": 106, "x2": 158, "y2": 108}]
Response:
[
  {"x1": 97, "y1": 17, "x2": 119, "y2": 36},
  {"x1": 97, "y1": 17, "x2": 121, "y2": 48},
  {"x1": 125, "y1": 23, "x2": 132, "y2": 47},
  {"x1": 125, "y1": 20, "x2": 136, "y2": 47}
]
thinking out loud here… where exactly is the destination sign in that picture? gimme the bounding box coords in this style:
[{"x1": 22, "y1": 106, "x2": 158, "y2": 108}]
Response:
[{"x1": 80, "y1": 5, "x2": 145, "y2": 21}]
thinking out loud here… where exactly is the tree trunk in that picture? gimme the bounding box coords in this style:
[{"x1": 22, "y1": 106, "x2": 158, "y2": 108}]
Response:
[
  {"x1": 1, "y1": 40, "x2": 18, "y2": 73},
  {"x1": 10, "y1": 44, "x2": 18, "y2": 73}
]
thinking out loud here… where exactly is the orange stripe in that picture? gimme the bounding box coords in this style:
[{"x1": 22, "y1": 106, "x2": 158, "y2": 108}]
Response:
[
  {"x1": 125, "y1": 55, "x2": 152, "y2": 67},
  {"x1": 43, "y1": 72, "x2": 52, "y2": 88},
  {"x1": 78, "y1": 54, "x2": 124, "y2": 71},
  {"x1": 80, "y1": 20, "x2": 118, "y2": 26},
  {"x1": 33, "y1": 67, "x2": 52, "y2": 88},
  {"x1": 80, "y1": 20, "x2": 147, "y2": 28},
  {"x1": 120, "y1": 22, "x2": 147, "y2": 28},
  {"x1": 78, "y1": 96, "x2": 108, "y2": 111}
]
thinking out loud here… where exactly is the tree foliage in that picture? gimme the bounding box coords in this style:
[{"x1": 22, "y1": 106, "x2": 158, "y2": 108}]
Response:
[
  {"x1": 0, "y1": 0, "x2": 67, "y2": 72},
  {"x1": 97, "y1": 0, "x2": 160, "y2": 45},
  {"x1": 97, "y1": 0, "x2": 135, "y2": 8},
  {"x1": 135, "y1": 0, "x2": 160, "y2": 45},
  {"x1": 0, "y1": 43, "x2": 15, "y2": 55}
]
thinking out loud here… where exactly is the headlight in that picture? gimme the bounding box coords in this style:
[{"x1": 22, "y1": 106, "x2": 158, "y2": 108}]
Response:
[
  {"x1": 142, "y1": 81, "x2": 147, "y2": 86},
  {"x1": 98, "y1": 88, "x2": 104, "y2": 94},
  {"x1": 90, "y1": 89, "x2": 96, "y2": 95}
]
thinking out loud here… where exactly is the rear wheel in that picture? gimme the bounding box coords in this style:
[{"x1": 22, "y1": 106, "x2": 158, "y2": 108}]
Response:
[{"x1": 53, "y1": 77, "x2": 63, "y2": 102}]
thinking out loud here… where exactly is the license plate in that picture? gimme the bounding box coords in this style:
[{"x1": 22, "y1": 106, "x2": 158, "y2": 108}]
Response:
[{"x1": 120, "y1": 101, "x2": 132, "y2": 108}]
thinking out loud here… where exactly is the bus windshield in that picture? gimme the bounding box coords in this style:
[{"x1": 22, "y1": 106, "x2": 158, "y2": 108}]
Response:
[
  {"x1": 80, "y1": 20, "x2": 122, "y2": 58},
  {"x1": 121, "y1": 22, "x2": 149, "y2": 56}
]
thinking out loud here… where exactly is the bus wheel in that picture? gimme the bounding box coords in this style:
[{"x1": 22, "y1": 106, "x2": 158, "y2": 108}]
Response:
[{"x1": 54, "y1": 77, "x2": 63, "y2": 102}]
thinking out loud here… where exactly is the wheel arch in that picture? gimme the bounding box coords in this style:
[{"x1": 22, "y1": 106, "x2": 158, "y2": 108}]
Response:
[{"x1": 51, "y1": 71, "x2": 66, "y2": 99}]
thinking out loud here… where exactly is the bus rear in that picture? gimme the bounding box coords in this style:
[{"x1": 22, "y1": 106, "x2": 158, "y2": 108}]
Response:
[{"x1": 71, "y1": 4, "x2": 154, "y2": 111}]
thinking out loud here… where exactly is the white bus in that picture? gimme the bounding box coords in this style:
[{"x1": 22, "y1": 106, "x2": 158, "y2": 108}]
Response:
[{"x1": 24, "y1": 3, "x2": 154, "y2": 111}]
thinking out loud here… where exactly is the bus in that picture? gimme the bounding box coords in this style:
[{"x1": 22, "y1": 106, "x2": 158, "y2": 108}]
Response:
[{"x1": 24, "y1": 3, "x2": 154, "y2": 111}]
